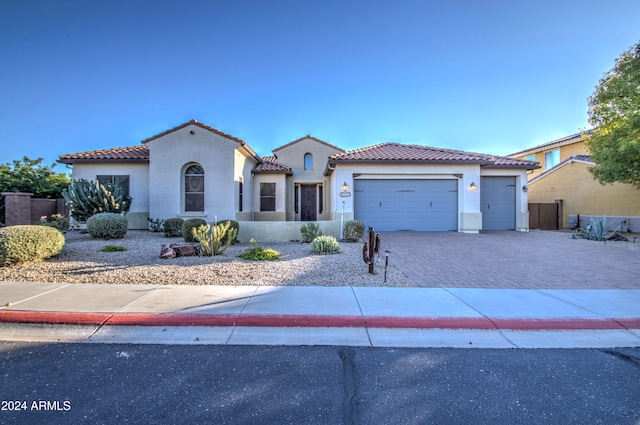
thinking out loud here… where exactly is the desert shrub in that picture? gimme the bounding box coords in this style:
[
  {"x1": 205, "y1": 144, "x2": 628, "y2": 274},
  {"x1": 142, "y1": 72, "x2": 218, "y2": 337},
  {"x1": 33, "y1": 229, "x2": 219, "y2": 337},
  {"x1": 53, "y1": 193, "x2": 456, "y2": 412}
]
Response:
[
  {"x1": 311, "y1": 235, "x2": 340, "y2": 254},
  {"x1": 182, "y1": 218, "x2": 207, "y2": 242},
  {"x1": 300, "y1": 222, "x2": 322, "y2": 243},
  {"x1": 191, "y1": 222, "x2": 238, "y2": 256},
  {"x1": 343, "y1": 220, "x2": 365, "y2": 242},
  {"x1": 100, "y1": 245, "x2": 126, "y2": 252},
  {"x1": 148, "y1": 218, "x2": 164, "y2": 232},
  {"x1": 86, "y1": 212, "x2": 128, "y2": 239},
  {"x1": 239, "y1": 239, "x2": 280, "y2": 261},
  {"x1": 0, "y1": 225, "x2": 65, "y2": 266},
  {"x1": 163, "y1": 218, "x2": 184, "y2": 237},
  {"x1": 572, "y1": 215, "x2": 610, "y2": 241},
  {"x1": 218, "y1": 219, "x2": 239, "y2": 244},
  {"x1": 62, "y1": 178, "x2": 131, "y2": 223},
  {"x1": 39, "y1": 213, "x2": 70, "y2": 232}
]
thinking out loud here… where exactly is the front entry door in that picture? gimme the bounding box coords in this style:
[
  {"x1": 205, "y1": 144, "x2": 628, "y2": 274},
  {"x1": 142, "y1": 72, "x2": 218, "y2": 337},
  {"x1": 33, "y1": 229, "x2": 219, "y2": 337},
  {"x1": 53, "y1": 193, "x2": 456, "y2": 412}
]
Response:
[{"x1": 301, "y1": 185, "x2": 317, "y2": 221}]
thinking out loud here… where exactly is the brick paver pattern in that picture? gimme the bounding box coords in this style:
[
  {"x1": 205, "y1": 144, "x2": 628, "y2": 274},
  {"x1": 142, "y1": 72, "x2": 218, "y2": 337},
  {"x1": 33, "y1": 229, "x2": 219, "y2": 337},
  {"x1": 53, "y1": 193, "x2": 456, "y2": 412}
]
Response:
[{"x1": 380, "y1": 231, "x2": 640, "y2": 289}]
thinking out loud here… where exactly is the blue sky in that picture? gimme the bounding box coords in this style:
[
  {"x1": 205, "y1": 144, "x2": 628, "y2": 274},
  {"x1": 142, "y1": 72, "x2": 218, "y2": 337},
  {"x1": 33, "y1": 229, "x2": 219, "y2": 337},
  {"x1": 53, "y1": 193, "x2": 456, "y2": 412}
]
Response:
[{"x1": 1, "y1": 1, "x2": 639, "y2": 172}]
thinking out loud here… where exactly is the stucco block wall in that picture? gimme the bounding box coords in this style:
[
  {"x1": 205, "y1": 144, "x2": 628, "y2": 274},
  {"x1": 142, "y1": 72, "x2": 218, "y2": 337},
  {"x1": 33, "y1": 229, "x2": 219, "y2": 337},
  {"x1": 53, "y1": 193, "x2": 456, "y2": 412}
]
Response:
[
  {"x1": 528, "y1": 162, "x2": 640, "y2": 228},
  {"x1": 237, "y1": 220, "x2": 341, "y2": 243}
]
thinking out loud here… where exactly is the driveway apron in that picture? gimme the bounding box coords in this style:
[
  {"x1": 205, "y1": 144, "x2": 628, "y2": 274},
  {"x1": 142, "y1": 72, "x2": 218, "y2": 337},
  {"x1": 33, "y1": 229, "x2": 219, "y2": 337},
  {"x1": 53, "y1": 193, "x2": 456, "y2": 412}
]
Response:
[{"x1": 379, "y1": 231, "x2": 640, "y2": 289}]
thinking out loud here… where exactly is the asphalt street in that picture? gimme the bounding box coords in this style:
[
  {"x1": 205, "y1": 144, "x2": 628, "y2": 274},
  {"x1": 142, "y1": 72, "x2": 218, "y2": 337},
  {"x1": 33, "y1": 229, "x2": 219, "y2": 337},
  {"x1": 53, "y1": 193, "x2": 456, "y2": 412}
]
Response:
[{"x1": 1, "y1": 342, "x2": 639, "y2": 425}]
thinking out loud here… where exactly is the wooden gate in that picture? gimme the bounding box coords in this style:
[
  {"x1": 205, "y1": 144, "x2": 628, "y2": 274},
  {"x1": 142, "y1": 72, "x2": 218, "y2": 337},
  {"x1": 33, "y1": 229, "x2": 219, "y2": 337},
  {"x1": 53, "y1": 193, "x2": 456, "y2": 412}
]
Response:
[{"x1": 529, "y1": 203, "x2": 559, "y2": 230}]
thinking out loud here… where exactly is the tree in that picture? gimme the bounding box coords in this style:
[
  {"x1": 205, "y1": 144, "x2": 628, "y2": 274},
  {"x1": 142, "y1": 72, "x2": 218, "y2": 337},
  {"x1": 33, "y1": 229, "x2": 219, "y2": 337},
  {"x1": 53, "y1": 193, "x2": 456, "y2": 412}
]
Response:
[
  {"x1": 585, "y1": 40, "x2": 640, "y2": 188},
  {"x1": 0, "y1": 156, "x2": 71, "y2": 198}
]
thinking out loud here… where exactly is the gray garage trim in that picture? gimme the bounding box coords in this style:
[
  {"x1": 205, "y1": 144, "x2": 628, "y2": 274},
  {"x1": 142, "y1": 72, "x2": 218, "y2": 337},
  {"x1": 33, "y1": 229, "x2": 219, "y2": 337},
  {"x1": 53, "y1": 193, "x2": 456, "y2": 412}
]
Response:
[
  {"x1": 354, "y1": 179, "x2": 458, "y2": 232},
  {"x1": 481, "y1": 176, "x2": 516, "y2": 230}
]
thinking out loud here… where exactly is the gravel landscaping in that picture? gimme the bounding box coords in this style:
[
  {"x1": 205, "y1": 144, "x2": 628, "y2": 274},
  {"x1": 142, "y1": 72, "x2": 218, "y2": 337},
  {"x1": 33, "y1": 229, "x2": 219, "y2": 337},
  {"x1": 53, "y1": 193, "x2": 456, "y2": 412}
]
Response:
[{"x1": 0, "y1": 230, "x2": 417, "y2": 287}]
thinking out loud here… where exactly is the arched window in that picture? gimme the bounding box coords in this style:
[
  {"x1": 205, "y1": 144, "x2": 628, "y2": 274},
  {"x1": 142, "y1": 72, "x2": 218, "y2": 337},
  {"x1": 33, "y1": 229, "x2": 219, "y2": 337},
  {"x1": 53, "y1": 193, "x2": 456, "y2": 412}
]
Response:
[
  {"x1": 304, "y1": 153, "x2": 313, "y2": 170},
  {"x1": 185, "y1": 164, "x2": 204, "y2": 211}
]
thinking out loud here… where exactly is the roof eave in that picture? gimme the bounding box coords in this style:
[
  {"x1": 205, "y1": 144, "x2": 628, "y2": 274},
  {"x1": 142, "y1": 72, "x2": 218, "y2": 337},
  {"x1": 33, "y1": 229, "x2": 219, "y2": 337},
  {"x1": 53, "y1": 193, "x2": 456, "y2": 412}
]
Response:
[
  {"x1": 57, "y1": 158, "x2": 149, "y2": 165},
  {"x1": 327, "y1": 159, "x2": 494, "y2": 166}
]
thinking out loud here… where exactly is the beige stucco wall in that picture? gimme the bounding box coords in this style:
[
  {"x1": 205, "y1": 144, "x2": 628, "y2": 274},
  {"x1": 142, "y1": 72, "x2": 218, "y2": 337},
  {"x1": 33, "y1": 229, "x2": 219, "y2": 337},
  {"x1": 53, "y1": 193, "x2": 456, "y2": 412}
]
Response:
[
  {"x1": 145, "y1": 123, "x2": 257, "y2": 223},
  {"x1": 69, "y1": 162, "x2": 149, "y2": 229},
  {"x1": 252, "y1": 173, "x2": 287, "y2": 220},
  {"x1": 528, "y1": 161, "x2": 640, "y2": 228},
  {"x1": 237, "y1": 220, "x2": 341, "y2": 243},
  {"x1": 274, "y1": 138, "x2": 342, "y2": 221}
]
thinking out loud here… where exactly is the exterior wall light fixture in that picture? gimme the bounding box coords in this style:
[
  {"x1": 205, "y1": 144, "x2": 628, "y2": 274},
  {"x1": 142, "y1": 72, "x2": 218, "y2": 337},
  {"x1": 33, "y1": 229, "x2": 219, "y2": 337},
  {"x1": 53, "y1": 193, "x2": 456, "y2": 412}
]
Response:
[
  {"x1": 342, "y1": 182, "x2": 349, "y2": 192},
  {"x1": 522, "y1": 185, "x2": 528, "y2": 193},
  {"x1": 469, "y1": 182, "x2": 477, "y2": 191}
]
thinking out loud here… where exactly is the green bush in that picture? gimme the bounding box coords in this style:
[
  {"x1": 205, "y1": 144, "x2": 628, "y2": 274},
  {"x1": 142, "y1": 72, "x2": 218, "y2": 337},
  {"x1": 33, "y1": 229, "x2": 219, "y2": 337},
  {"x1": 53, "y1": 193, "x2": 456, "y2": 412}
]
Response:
[
  {"x1": 239, "y1": 239, "x2": 281, "y2": 261},
  {"x1": 62, "y1": 178, "x2": 131, "y2": 223},
  {"x1": 300, "y1": 222, "x2": 322, "y2": 243},
  {"x1": 86, "y1": 213, "x2": 128, "y2": 239},
  {"x1": 218, "y1": 219, "x2": 239, "y2": 244},
  {"x1": 100, "y1": 245, "x2": 126, "y2": 252},
  {"x1": 0, "y1": 225, "x2": 65, "y2": 266},
  {"x1": 182, "y1": 218, "x2": 207, "y2": 242},
  {"x1": 163, "y1": 218, "x2": 184, "y2": 237},
  {"x1": 311, "y1": 235, "x2": 340, "y2": 254},
  {"x1": 343, "y1": 220, "x2": 365, "y2": 242}
]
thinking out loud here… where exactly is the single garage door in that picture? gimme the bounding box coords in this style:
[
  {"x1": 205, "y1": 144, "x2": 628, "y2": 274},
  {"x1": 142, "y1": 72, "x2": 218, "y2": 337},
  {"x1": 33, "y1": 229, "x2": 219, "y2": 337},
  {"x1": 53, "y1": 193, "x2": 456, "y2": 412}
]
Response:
[
  {"x1": 481, "y1": 176, "x2": 516, "y2": 230},
  {"x1": 354, "y1": 179, "x2": 458, "y2": 231}
]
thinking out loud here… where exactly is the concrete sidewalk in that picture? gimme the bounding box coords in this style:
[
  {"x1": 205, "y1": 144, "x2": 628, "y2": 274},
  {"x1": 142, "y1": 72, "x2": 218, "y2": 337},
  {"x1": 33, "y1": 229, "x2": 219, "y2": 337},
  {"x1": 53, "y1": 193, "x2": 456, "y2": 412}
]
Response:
[{"x1": 1, "y1": 282, "x2": 639, "y2": 348}]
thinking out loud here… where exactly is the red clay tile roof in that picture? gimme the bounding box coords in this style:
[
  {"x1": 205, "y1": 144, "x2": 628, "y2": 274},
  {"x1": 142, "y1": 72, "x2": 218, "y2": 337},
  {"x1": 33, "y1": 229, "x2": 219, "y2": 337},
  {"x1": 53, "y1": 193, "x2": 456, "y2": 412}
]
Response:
[
  {"x1": 253, "y1": 156, "x2": 293, "y2": 175},
  {"x1": 58, "y1": 145, "x2": 149, "y2": 164},
  {"x1": 328, "y1": 143, "x2": 492, "y2": 163},
  {"x1": 483, "y1": 155, "x2": 541, "y2": 169},
  {"x1": 272, "y1": 135, "x2": 344, "y2": 154},
  {"x1": 325, "y1": 143, "x2": 539, "y2": 173}
]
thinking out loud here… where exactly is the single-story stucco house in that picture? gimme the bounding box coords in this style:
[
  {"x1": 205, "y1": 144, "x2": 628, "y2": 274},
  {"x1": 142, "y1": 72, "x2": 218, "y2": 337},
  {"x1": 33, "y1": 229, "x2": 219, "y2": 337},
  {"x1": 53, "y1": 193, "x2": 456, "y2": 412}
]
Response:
[{"x1": 58, "y1": 119, "x2": 540, "y2": 241}]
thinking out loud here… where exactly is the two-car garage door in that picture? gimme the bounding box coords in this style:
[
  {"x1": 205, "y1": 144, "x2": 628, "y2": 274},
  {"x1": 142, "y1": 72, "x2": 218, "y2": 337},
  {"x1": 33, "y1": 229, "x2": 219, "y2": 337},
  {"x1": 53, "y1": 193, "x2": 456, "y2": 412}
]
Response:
[{"x1": 354, "y1": 179, "x2": 458, "y2": 232}]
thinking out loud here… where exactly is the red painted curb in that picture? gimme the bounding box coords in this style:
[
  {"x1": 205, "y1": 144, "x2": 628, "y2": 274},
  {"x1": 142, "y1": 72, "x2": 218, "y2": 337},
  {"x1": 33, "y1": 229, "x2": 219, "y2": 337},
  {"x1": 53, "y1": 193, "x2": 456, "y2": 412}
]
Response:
[
  {"x1": 1, "y1": 310, "x2": 639, "y2": 331},
  {"x1": 364, "y1": 316, "x2": 496, "y2": 329},
  {"x1": 0, "y1": 310, "x2": 112, "y2": 325},
  {"x1": 106, "y1": 313, "x2": 237, "y2": 327}
]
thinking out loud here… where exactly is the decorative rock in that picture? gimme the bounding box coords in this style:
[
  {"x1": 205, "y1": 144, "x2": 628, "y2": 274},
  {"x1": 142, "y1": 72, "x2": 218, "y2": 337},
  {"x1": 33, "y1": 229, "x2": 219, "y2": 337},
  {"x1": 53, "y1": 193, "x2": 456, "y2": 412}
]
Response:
[{"x1": 160, "y1": 243, "x2": 200, "y2": 258}]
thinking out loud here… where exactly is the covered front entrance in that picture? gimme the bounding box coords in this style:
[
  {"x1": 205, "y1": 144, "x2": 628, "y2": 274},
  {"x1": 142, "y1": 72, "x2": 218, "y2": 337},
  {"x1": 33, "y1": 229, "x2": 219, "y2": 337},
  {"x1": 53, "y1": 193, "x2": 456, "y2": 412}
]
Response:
[
  {"x1": 299, "y1": 184, "x2": 317, "y2": 221},
  {"x1": 353, "y1": 179, "x2": 458, "y2": 231}
]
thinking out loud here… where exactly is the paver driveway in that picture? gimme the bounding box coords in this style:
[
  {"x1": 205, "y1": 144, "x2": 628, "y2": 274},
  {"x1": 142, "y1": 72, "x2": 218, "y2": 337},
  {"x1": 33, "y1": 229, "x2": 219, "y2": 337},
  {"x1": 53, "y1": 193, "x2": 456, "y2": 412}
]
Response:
[{"x1": 380, "y1": 230, "x2": 640, "y2": 289}]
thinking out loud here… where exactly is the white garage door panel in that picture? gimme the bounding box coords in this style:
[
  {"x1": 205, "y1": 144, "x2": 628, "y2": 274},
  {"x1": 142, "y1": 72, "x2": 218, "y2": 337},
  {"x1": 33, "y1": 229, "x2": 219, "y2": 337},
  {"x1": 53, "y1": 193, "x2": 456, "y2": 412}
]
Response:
[{"x1": 354, "y1": 179, "x2": 458, "y2": 232}]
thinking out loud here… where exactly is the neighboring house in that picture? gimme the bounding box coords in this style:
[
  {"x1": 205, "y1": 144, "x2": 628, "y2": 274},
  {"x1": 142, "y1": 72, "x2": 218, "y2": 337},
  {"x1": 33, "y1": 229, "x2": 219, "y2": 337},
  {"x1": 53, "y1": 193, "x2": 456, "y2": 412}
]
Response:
[
  {"x1": 58, "y1": 119, "x2": 539, "y2": 240},
  {"x1": 510, "y1": 132, "x2": 589, "y2": 181},
  {"x1": 509, "y1": 132, "x2": 640, "y2": 229}
]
